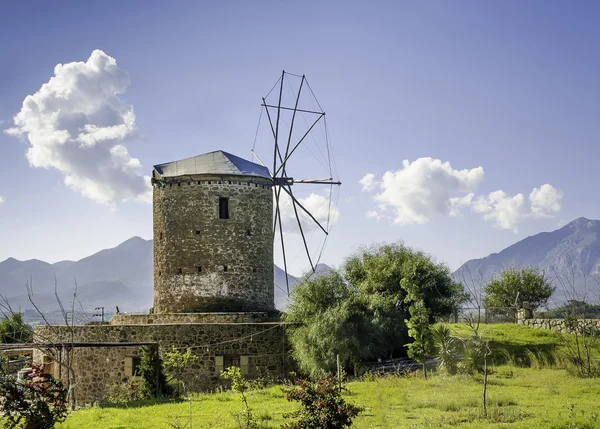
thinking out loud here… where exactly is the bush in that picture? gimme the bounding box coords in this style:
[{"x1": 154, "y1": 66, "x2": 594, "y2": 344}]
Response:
[
  {"x1": 0, "y1": 364, "x2": 68, "y2": 429},
  {"x1": 281, "y1": 374, "x2": 363, "y2": 429}
]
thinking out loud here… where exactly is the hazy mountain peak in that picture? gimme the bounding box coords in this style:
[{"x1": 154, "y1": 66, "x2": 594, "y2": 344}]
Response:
[{"x1": 454, "y1": 217, "x2": 600, "y2": 303}]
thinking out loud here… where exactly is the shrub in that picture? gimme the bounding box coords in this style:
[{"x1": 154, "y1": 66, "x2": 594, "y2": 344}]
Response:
[
  {"x1": 281, "y1": 374, "x2": 363, "y2": 429},
  {"x1": 0, "y1": 364, "x2": 68, "y2": 429}
]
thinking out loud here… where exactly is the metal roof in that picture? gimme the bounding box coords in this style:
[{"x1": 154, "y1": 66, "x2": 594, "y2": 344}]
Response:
[{"x1": 153, "y1": 150, "x2": 271, "y2": 179}]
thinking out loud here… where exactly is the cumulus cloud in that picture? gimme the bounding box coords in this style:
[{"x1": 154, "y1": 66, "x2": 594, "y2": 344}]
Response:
[
  {"x1": 530, "y1": 184, "x2": 563, "y2": 216},
  {"x1": 4, "y1": 50, "x2": 150, "y2": 205},
  {"x1": 277, "y1": 191, "x2": 339, "y2": 234},
  {"x1": 361, "y1": 158, "x2": 563, "y2": 231},
  {"x1": 366, "y1": 157, "x2": 484, "y2": 225},
  {"x1": 359, "y1": 173, "x2": 377, "y2": 192}
]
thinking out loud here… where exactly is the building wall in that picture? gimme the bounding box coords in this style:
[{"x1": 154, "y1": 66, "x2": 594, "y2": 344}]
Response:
[
  {"x1": 110, "y1": 312, "x2": 268, "y2": 325},
  {"x1": 153, "y1": 175, "x2": 274, "y2": 313},
  {"x1": 34, "y1": 322, "x2": 290, "y2": 405}
]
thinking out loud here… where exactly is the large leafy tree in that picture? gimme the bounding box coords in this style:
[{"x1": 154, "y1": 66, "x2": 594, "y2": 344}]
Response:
[
  {"x1": 483, "y1": 267, "x2": 555, "y2": 312},
  {"x1": 0, "y1": 313, "x2": 32, "y2": 344},
  {"x1": 284, "y1": 243, "x2": 466, "y2": 376},
  {"x1": 283, "y1": 271, "x2": 372, "y2": 378}
]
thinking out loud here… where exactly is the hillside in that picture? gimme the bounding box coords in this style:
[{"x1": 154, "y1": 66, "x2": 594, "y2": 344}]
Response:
[
  {"x1": 454, "y1": 217, "x2": 600, "y2": 303},
  {"x1": 0, "y1": 238, "x2": 321, "y2": 316}
]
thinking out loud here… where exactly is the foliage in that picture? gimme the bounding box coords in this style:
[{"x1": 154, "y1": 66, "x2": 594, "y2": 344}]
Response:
[
  {"x1": 105, "y1": 379, "x2": 144, "y2": 404},
  {"x1": 432, "y1": 324, "x2": 461, "y2": 374},
  {"x1": 538, "y1": 300, "x2": 600, "y2": 319},
  {"x1": 283, "y1": 271, "x2": 371, "y2": 378},
  {"x1": 346, "y1": 244, "x2": 466, "y2": 358},
  {"x1": 163, "y1": 347, "x2": 199, "y2": 396},
  {"x1": 0, "y1": 313, "x2": 32, "y2": 344},
  {"x1": 221, "y1": 366, "x2": 258, "y2": 429},
  {"x1": 281, "y1": 374, "x2": 363, "y2": 429},
  {"x1": 139, "y1": 345, "x2": 168, "y2": 398},
  {"x1": 0, "y1": 364, "x2": 68, "y2": 429},
  {"x1": 483, "y1": 267, "x2": 555, "y2": 312},
  {"x1": 284, "y1": 243, "x2": 466, "y2": 377}
]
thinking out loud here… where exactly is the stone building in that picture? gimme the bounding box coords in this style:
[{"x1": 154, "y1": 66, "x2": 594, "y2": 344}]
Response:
[{"x1": 32, "y1": 150, "x2": 290, "y2": 405}]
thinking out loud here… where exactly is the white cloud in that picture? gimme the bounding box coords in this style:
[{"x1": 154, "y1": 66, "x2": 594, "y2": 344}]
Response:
[
  {"x1": 0, "y1": 196, "x2": 4, "y2": 205},
  {"x1": 471, "y1": 191, "x2": 527, "y2": 232},
  {"x1": 359, "y1": 173, "x2": 377, "y2": 192},
  {"x1": 530, "y1": 184, "x2": 563, "y2": 216},
  {"x1": 361, "y1": 158, "x2": 563, "y2": 231},
  {"x1": 276, "y1": 191, "x2": 339, "y2": 234},
  {"x1": 4, "y1": 50, "x2": 150, "y2": 205},
  {"x1": 365, "y1": 158, "x2": 484, "y2": 225}
]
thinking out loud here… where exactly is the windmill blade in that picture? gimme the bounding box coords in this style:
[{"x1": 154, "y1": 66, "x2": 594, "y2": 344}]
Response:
[
  {"x1": 273, "y1": 70, "x2": 285, "y2": 175},
  {"x1": 287, "y1": 185, "x2": 315, "y2": 274},
  {"x1": 261, "y1": 97, "x2": 284, "y2": 168},
  {"x1": 274, "y1": 112, "x2": 325, "y2": 177},
  {"x1": 283, "y1": 74, "x2": 305, "y2": 170},
  {"x1": 292, "y1": 179, "x2": 342, "y2": 185},
  {"x1": 273, "y1": 185, "x2": 282, "y2": 236},
  {"x1": 275, "y1": 188, "x2": 290, "y2": 295},
  {"x1": 280, "y1": 186, "x2": 328, "y2": 236}
]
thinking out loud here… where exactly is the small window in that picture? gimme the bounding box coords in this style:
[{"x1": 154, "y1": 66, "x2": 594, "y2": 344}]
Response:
[
  {"x1": 224, "y1": 355, "x2": 240, "y2": 369},
  {"x1": 159, "y1": 232, "x2": 163, "y2": 240},
  {"x1": 219, "y1": 197, "x2": 229, "y2": 219},
  {"x1": 223, "y1": 265, "x2": 228, "y2": 272},
  {"x1": 246, "y1": 229, "x2": 252, "y2": 237},
  {"x1": 158, "y1": 271, "x2": 162, "y2": 277},
  {"x1": 252, "y1": 267, "x2": 257, "y2": 273},
  {"x1": 197, "y1": 266, "x2": 202, "y2": 273},
  {"x1": 195, "y1": 230, "x2": 201, "y2": 236},
  {"x1": 178, "y1": 268, "x2": 183, "y2": 274}
]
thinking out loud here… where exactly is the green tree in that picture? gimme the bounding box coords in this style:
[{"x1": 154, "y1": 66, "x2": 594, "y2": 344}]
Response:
[
  {"x1": 284, "y1": 243, "x2": 466, "y2": 377},
  {"x1": 283, "y1": 271, "x2": 372, "y2": 378},
  {"x1": 483, "y1": 267, "x2": 555, "y2": 312},
  {"x1": 163, "y1": 347, "x2": 199, "y2": 396},
  {"x1": 346, "y1": 244, "x2": 465, "y2": 359},
  {"x1": 139, "y1": 345, "x2": 167, "y2": 398},
  {"x1": 0, "y1": 313, "x2": 32, "y2": 344}
]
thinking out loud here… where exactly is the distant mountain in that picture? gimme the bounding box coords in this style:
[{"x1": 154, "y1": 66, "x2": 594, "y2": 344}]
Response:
[
  {"x1": 454, "y1": 217, "x2": 600, "y2": 304},
  {"x1": 0, "y1": 237, "x2": 154, "y2": 314},
  {"x1": 0, "y1": 238, "x2": 330, "y2": 315}
]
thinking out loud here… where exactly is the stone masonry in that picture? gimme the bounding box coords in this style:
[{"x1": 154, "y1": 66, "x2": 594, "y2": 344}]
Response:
[
  {"x1": 153, "y1": 175, "x2": 274, "y2": 313},
  {"x1": 34, "y1": 319, "x2": 290, "y2": 404}
]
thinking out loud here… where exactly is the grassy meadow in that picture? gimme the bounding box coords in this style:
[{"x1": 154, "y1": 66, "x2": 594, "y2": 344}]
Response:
[{"x1": 52, "y1": 323, "x2": 600, "y2": 429}]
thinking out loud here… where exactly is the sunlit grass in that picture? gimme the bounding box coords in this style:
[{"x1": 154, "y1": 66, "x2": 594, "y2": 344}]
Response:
[{"x1": 48, "y1": 324, "x2": 600, "y2": 428}]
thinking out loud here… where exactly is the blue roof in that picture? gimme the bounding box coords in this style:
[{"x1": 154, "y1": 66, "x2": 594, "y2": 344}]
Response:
[{"x1": 153, "y1": 151, "x2": 271, "y2": 179}]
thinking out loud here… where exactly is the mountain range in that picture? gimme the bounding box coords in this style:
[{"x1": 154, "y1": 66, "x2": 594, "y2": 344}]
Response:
[
  {"x1": 454, "y1": 217, "x2": 600, "y2": 304},
  {"x1": 3, "y1": 217, "x2": 598, "y2": 318},
  {"x1": 0, "y1": 237, "x2": 330, "y2": 316}
]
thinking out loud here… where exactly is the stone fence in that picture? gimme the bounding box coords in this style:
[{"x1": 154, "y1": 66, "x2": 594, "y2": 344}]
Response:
[{"x1": 517, "y1": 302, "x2": 600, "y2": 334}]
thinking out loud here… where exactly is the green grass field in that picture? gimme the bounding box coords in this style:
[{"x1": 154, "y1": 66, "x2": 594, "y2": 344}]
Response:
[{"x1": 52, "y1": 323, "x2": 600, "y2": 429}]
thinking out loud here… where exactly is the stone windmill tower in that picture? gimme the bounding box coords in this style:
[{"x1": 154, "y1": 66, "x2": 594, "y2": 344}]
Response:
[{"x1": 151, "y1": 150, "x2": 275, "y2": 314}]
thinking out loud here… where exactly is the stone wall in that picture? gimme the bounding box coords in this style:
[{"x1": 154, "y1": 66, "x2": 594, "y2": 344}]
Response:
[
  {"x1": 153, "y1": 174, "x2": 274, "y2": 313},
  {"x1": 518, "y1": 317, "x2": 600, "y2": 333},
  {"x1": 34, "y1": 322, "x2": 290, "y2": 405},
  {"x1": 110, "y1": 312, "x2": 268, "y2": 325}
]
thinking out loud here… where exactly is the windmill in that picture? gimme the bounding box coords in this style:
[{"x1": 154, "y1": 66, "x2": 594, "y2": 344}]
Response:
[{"x1": 252, "y1": 71, "x2": 342, "y2": 297}]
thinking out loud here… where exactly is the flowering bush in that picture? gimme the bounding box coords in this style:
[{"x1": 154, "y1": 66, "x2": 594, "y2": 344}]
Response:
[
  {"x1": 0, "y1": 364, "x2": 68, "y2": 429},
  {"x1": 281, "y1": 374, "x2": 363, "y2": 429}
]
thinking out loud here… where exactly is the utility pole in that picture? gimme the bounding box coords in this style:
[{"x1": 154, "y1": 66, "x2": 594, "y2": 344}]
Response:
[{"x1": 93, "y1": 307, "x2": 105, "y2": 323}]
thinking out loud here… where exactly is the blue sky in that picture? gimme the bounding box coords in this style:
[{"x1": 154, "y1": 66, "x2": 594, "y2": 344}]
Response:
[{"x1": 1, "y1": 1, "x2": 599, "y2": 275}]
